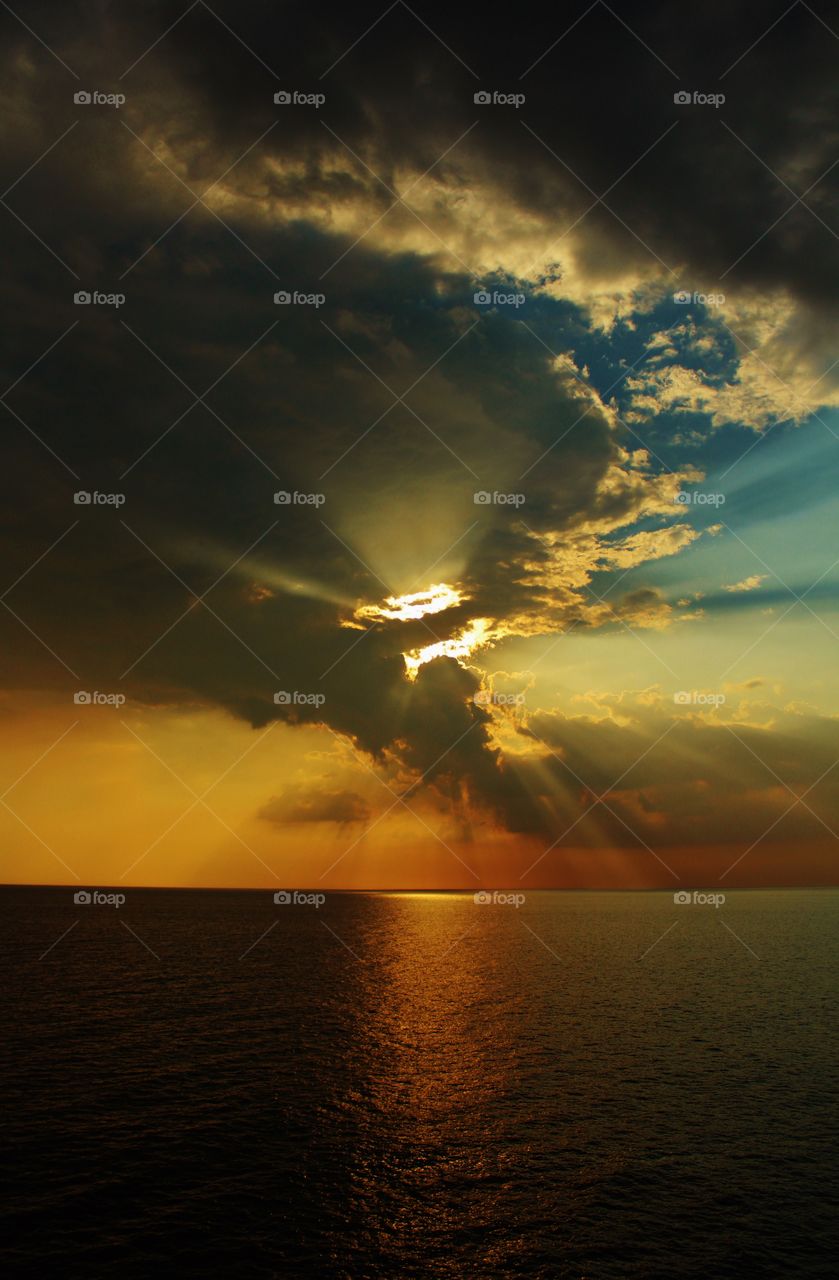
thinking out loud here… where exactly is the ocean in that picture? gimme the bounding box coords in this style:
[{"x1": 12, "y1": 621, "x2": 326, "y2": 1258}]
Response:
[{"x1": 3, "y1": 887, "x2": 837, "y2": 1277}]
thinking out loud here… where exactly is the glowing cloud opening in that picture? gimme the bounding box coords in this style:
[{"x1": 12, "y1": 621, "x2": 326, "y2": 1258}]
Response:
[
  {"x1": 355, "y1": 583, "x2": 465, "y2": 623},
  {"x1": 403, "y1": 618, "x2": 495, "y2": 679}
]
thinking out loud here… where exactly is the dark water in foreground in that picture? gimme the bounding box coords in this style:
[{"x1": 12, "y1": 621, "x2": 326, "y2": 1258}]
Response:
[{"x1": 2, "y1": 887, "x2": 838, "y2": 1278}]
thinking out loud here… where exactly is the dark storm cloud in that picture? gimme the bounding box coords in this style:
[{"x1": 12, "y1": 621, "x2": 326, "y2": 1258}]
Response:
[
  {"x1": 511, "y1": 698, "x2": 839, "y2": 851},
  {"x1": 259, "y1": 788, "x2": 371, "y2": 825},
  {"x1": 117, "y1": 0, "x2": 839, "y2": 311},
  {"x1": 6, "y1": 0, "x2": 839, "y2": 307}
]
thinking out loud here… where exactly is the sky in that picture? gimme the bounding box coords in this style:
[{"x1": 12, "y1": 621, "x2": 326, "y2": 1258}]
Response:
[{"x1": 2, "y1": 0, "x2": 839, "y2": 890}]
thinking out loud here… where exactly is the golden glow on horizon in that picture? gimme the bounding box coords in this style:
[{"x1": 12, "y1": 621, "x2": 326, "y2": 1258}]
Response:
[{"x1": 2, "y1": 694, "x2": 837, "y2": 890}]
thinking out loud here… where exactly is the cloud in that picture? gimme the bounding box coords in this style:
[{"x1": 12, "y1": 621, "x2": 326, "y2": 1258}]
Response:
[
  {"x1": 506, "y1": 692, "x2": 839, "y2": 851},
  {"x1": 724, "y1": 574, "x2": 768, "y2": 593},
  {"x1": 259, "y1": 789, "x2": 371, "y2": 826},
  {"x1": 2, "y1": 0, "x2": 837, "y2": 873}
]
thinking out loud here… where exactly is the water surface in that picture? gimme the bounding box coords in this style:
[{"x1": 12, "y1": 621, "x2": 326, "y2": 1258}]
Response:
[{"x1": 3, "y1": 888, "x2": 837, "y2": 1277}]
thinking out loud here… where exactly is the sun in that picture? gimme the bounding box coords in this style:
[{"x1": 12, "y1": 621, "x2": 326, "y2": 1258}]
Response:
[
  {"x1": 354, "y1": 583, "x2": 464, "y2": 623},
  {"x1": 402, "y1": 618, "x2": 495, "y2": 679},
  {"x1": 352, "y1": 584, "x2": 495, "y2": 677}
]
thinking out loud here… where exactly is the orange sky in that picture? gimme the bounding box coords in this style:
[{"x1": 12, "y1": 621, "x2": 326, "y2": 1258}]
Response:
[{"x1": 3, "y1": 693, "x2": 837, "y2": 890}]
